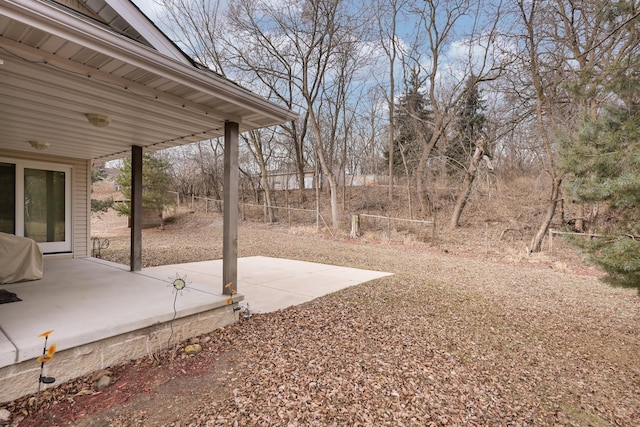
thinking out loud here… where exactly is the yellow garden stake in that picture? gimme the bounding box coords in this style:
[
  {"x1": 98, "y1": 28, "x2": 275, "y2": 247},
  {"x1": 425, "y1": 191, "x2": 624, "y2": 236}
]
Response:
[
  {"x1": 35, "y1": 330, "x2": 56, "y2": 410},
  {"x1": 225, "y1": 282, "x2": 237, "y2": 305}
]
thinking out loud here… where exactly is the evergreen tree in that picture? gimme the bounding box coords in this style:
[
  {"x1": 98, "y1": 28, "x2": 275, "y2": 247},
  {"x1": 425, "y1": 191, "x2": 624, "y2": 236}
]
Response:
[
  {"x1": 562, "y1": 61, "x2": 640, "y2": 292},
  {"x1": 114, "y1": 154, "x2": 176, "y2": 217},
  {"x1": 385, "y1": 72, "x2": 433, "y2": 177},
  {"x1": 446, "y1": 78, "x2": 487, "y2": 174}
]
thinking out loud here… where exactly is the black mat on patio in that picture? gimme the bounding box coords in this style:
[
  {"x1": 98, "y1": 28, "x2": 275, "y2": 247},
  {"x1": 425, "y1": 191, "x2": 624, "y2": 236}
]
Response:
[{"x1": 0, "y1": 289, "x2": 21, "y2": 304}]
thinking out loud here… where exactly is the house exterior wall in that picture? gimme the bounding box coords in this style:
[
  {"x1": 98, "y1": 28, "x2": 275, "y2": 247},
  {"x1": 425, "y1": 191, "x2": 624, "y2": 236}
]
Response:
[{"x1": 0, "y1": 149, "x2": 90, "y2": 258}]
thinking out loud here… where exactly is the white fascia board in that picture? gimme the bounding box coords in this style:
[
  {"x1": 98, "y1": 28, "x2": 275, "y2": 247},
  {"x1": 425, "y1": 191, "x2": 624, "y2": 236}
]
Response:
[
  {"x1": 3, "y1": 0, "x2": 297, "y2": 125},
  {"x1": 103, "y1": 0, "x2": 190, "y2": 65}
]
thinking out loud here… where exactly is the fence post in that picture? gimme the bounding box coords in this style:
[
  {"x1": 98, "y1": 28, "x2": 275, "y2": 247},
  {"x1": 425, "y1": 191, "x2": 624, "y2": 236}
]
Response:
[
  {"x1": 205, "y1": 198, "x2": 208, "y2": 214},
  {"x1": 549, "y1": 228, "x2": 554, "y2": 255},
  {"x1": 191, "y1": 194, "x2": 194, "y2": 211}
]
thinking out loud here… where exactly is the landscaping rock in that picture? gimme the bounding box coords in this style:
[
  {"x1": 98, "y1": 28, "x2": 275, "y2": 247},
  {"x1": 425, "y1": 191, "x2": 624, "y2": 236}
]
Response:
[
  {"x1": 96, "y1": 375, "x2": 114, "y2": 389},
  {"x1": 184, "y1": 344, "x2": 202, "y2": 355}
]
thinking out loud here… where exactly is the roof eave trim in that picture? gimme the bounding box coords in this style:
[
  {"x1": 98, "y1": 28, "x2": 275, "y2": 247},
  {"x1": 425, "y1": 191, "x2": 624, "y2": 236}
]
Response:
[{"x1": 103, "y1": 0, "x2": 190, "y2": 65}]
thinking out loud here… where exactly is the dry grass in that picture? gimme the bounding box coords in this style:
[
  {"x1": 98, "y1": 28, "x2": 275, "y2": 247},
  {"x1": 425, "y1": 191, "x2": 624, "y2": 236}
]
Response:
[{"x1": 12, "y1": 209, "x2": 625, "y2": 426}]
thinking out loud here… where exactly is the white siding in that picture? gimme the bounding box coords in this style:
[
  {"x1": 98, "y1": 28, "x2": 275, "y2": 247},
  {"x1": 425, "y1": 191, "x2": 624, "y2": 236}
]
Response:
[{"x1": 0, "y1": 149, "x2": 90, "y2": 257}]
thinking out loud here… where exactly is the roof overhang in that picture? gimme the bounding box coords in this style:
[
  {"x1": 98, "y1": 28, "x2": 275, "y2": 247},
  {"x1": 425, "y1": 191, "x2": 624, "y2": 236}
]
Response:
[{"x1": 0, "y1": 0, "x2": 297, "y2": 161}]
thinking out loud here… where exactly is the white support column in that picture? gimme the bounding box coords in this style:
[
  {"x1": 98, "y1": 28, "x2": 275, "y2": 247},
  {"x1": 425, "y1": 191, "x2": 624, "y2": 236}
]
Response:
[{"x1": 223, "y1": 122, "x2": 239, "y2": 295}]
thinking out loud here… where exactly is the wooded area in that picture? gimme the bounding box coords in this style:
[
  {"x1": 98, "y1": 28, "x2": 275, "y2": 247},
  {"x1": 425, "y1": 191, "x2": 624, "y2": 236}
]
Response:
[{"x1": 117, "y1": 0, "x2": 639, "y2": 290}]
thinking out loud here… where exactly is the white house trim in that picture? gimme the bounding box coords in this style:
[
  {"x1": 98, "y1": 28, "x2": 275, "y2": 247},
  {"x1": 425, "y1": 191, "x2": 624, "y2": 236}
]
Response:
[{"x1": 104, "y1": 0, "x2": 191, "y2": 64}]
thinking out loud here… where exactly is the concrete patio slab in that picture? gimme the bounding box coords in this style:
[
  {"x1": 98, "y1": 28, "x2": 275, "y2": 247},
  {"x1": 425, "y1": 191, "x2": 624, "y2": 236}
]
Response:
[
  {"x1": 143, "y1": 256, "x2": 393, "y2": 313},
  {"x1": 0, "y1": 256, "x2": 391, "y2": 366},
  {"x1": 0, "y1": 258, "x2": 233, "y2": 364},
  {"x1": 0, "y1": 331, "x2": 15, "y2": 368}
]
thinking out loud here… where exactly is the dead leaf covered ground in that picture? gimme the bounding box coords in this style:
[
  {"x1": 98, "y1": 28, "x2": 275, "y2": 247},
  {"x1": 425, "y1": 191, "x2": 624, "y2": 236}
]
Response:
[{"x1": 4, "y1": 211, "x2": 639, "y2": 426}]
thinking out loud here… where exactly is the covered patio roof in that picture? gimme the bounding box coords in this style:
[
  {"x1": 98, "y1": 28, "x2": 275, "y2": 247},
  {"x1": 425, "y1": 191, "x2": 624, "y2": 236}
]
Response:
[
  {"x1": 0, "y1": 0, "x2": 296, "y2": 161},
  {"x1": 0, "y1": 0, "x2": 297, "y2": 288}
]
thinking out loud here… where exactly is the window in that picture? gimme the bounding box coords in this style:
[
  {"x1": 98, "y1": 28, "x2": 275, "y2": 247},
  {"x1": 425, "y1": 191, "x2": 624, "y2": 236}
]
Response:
[{"x1": 0, "y1": 159, "x2": 72, "y2": 254}]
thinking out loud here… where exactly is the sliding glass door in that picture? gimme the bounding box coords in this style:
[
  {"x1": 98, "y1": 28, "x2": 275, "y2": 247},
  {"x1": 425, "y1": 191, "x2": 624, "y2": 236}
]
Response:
[{"x1": 0, "y1": 159, "x2": 72, "y2": 253}]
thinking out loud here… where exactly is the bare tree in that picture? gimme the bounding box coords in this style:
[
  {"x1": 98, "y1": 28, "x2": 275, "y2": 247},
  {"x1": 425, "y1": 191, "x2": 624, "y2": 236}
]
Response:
[
  {"x1": 226, "y1": 0, "x2": 311, "y2": 197},
  {"x1": 161, "y1": 0, "x2": 296, "y2": 214},
  {"x1": 160, "y1": 0, "x2": 229, "y2": 75},
  {"x1": 374, "y1": 0, "x2": 408, "y2": 203},
  {"x1": 347, "y1": 85, "x2": 387, "y2": 193},
  {"x1": 300, "y1": 0, "x2": 357, "y2": 229},
  {"x1": 449, "y1": 138, "x2": 488, "y2": 229},
  {"x1": 197, "y1": 139, "x2": 225, "y2": 201},
  {"x1": 227, "y1": 0, "x2": 368, "y2": 229},
  {"x1": 242, "y1": 129, "x2": 279, "y2": 222},
  {"x1": 512, "y1": 0, "x2": 566, "y2": 252},
  {"x1": 164, "y1": 146, "x2": 198, "y2": 202},
  {"x1": 403, "y1": 0, "x2": 504, "y2": 218}
]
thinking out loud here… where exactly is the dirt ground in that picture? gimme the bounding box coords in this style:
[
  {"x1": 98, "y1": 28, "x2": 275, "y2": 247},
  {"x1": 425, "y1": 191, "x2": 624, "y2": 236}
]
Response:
[{"x1": 2, "y1": 209, "x2": 639, "y2": 426}]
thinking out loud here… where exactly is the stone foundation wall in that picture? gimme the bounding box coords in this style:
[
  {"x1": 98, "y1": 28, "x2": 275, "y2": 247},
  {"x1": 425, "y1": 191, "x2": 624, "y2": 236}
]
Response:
[{"x1": 0, "y1": 305, "x2": 236, "y2": 403}]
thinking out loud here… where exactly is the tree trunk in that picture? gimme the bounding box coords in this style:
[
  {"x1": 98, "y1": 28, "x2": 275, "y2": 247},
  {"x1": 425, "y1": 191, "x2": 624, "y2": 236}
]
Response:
[
  {"x1": 291, "y1": 119, "x2": 308, "y2": 203},
  {"x1": 327, "y1": 172, "x2": 340, "y2": 229},
  {"x1": 449, "y1": 139, "x2": 486, "y2": 229},
  {"x1": 296, "y1": 143, "x2": 306, "y2": 192},
  {"x1": 414, "y1": 134, "x2": 438, "y2": 217},
  {"x1": 397, "y1": 141, "x2": 413, "y2": 219},
  {"x1": 530, "y1": 175, "x2": 562, "y2": 252},
  {"x1": 387, "y1": 65, "x2": 395, "y2": 204},
  {"x1": 306, "y1": 86, "x2": 340, "y2": 228},
  {"x1": 261, "y1": 174, "x2": 276, "y2": 223},
  {"x1": 246, "y1": 132, "x2": 276, "y2": 223},
  {"x1": 415, "y1": 175, "x2": 432, "y2": 217}
]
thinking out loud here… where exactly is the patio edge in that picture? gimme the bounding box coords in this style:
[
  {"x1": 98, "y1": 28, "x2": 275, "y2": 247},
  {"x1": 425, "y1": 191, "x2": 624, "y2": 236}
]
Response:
[{"x1": 0, "y1": 301, "x2": 238, "y2": 404}]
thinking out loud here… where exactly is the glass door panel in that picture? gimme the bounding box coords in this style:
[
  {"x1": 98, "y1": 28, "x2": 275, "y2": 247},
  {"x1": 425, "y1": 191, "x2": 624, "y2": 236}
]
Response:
[
  {"x1": 0, "y1": 160, "x2": 71, "y2": 253},
  {"x1": 24, "y1": 168, "x2": 66, "y2": 243}
]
